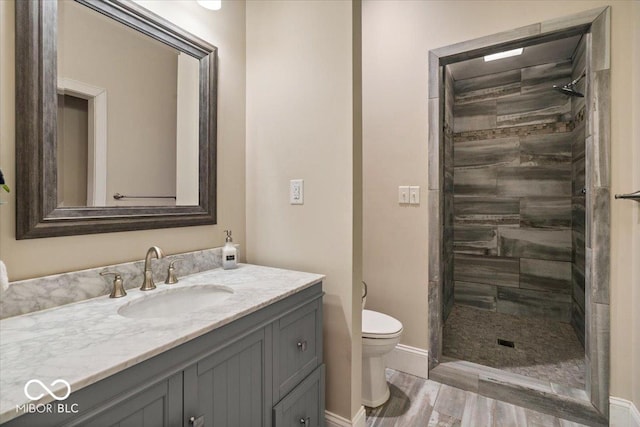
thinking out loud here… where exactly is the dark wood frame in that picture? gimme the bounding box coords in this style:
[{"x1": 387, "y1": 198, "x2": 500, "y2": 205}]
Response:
[{"x1": 15, "y1": 0, "x2": 218, "y2": 239}]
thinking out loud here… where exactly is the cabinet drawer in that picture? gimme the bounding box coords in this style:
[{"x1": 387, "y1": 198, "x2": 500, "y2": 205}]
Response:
[
  {"x1": 273, "y1": 298, "x2": 322, "y2": 401},
  {"x1": 273, "y1": 365, "x2": 325, "y2": 427}
]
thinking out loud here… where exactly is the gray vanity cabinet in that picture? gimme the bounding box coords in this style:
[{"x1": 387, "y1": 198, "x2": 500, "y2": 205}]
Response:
[{"x1": 2, "y1": 282, "x2": 323, "y2": 427}]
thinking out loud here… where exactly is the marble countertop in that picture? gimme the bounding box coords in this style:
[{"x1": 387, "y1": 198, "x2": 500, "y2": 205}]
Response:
[{"x1": 0, "y1": 264, "x2": 324, "y2": 423}]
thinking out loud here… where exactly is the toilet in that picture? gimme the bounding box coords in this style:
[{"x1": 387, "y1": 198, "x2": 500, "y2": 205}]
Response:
[{"x1": 361, "y1": 309, "x2": 403, "y2": 407}]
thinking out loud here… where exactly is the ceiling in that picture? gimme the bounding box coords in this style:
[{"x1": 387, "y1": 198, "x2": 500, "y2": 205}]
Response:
[{"x1": 448, "y1": 35, "x2": 582, "y2": 81}]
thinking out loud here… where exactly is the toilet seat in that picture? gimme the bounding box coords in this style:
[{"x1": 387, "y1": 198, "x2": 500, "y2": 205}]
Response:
[{"x1": 362, "y1": 309, "x2": 403, "y2": 339}]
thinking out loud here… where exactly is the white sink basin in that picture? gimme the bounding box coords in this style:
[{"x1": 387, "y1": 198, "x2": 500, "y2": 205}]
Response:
[{"x1": 118, "y1": 285, "x2": 234, "y2": 319}]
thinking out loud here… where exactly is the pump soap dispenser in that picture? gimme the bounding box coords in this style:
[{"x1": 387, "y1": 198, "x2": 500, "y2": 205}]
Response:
[{"x1": 222, "y1": 230, "x2": 238, "y2": 270}]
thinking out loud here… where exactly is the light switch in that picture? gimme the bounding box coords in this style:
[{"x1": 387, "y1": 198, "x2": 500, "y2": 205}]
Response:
[
  {"x1": 398, "y1": 186, "x2": 410, "y2": 204},
  {"x1": 290, "y1": 179, "x2": 304, "y2": 205},
  {"x1": 409, "y1": 186, "x2": 420, "y2": 205}
]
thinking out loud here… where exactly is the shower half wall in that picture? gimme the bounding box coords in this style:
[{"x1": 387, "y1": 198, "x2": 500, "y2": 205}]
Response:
[{"x1": 442, "y1": 56, "x2": 586, "y2": 334}]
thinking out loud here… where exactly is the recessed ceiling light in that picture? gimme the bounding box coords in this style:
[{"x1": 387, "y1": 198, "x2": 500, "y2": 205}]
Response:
[
  {"x1": 197, "y1": 0, "x2": 221, "y2": 10},
  {"x1": 484, "y1": 48, "x2": 524, "y2": 62}
]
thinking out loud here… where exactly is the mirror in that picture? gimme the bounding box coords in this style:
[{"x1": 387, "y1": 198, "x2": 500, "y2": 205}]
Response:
[{"x1": 15, "y1": 0, "x2": 218, "y2": 239}]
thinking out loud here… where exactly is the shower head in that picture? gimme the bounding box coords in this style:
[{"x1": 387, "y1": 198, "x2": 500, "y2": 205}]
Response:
[
  {"x1": 553, "y1": 85, "x2": 584, "y2": 97},
  {"x1": 552, "y1": 72, "x2": 586, "y2": 98}
]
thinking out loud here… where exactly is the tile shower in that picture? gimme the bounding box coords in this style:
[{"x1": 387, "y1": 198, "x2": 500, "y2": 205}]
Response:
[{"x1": 441, "y1": 37, "x2": 587, "y2": 389}]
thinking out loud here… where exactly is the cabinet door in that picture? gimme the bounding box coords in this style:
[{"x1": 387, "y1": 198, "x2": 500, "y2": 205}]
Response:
[
  {"x1": 273, "y1": 365, "x2": 324, "y2": 427},
  {"x1": 74, "y1": 372, "x2": 182, "y2": 427},
  {"x1": 184, "y1": 328, "x2": 269, "y2": 427}
]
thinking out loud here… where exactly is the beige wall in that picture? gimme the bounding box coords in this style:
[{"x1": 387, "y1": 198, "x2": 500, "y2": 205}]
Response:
[
  {"x1": 246, "y1": 0, "x2": 360, "y2": 419},
  {"x1": 362, "y1": 0, "x2": 640, "y2": 407},
  {"x1": 0, "y1": 0, "x2": 246, "y2": 280}
]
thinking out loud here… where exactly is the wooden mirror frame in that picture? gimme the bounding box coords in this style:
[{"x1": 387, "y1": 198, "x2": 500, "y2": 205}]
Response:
[{"x1": 15, "y1": 0, "x2": 217, "y2": 239}]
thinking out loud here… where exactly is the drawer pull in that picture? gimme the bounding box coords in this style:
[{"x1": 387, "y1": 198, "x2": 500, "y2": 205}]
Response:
[
  {"x1": 299, "y1": 416, "x2": 311, "y2": 426},
  {"x1": 297, "y1": 340, "x2": 308, "y2": 352},
  {"x1": 189, "y1": 415, "x2": 205, "y2": 427}
]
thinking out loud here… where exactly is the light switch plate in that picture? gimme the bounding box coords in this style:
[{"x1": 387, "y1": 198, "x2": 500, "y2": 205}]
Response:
[
  {"x1": 409, "y1": 186, "x2": 420, "y2": 204},
  {"x1": 290, "y1": 179, "x2": 304, "y2": 205},
  {"x1": 398, "y1": 186, "x2": 410, "y2": 204}
]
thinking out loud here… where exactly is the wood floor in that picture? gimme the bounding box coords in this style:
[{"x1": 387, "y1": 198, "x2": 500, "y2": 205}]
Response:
[{"x1": 365, "y1": 369, "x2": 589, "y2": 427}]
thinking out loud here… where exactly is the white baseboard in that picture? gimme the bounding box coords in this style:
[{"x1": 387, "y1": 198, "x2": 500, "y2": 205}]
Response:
[
  {"x1": 325, "y1": 406, "x2": 366, "y2": 427},
  {"x1": 385, "y1": 344, "x2": 429, "y2": 379},
  {"x1": 610, "y1": 397, "x2": 640, "y2": 427},
  {"x1": 352, "y1": 406, "x2": 366, "y2": 427}
]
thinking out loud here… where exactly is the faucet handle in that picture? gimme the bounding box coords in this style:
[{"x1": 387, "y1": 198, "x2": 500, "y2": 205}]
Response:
[
  {"x1": 164, "y1": 258, "x2": 183, "y2": 285},
  {"x1": 101, "y1": 271, "x2": 127, "y2": 298}
]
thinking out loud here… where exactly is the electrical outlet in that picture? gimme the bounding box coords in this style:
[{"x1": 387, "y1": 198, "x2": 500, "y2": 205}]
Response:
[
  {"x1": 398, "y1": 186, "x2": 410, "y2": 204},
  {"x1": 409, "y1": 186, "x2": 420, "y2": 204},
  {"x1": 290, "y1": 179, "x2": 304, "y2": 205}
]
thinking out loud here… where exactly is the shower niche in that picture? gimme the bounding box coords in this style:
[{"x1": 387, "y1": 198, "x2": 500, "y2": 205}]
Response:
[{"x1": 428, "y1": 7, "x2": 610, "y2": 426}]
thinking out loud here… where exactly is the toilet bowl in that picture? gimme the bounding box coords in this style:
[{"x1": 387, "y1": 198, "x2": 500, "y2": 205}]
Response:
[{"x1": 361, "y1": 309, "x2": 403, "y2": 407}]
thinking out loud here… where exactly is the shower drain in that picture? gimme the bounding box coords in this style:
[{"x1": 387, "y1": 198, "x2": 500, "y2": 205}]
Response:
[{"x1": 497, "y1": 338, "x2": 515, "y2": 348}]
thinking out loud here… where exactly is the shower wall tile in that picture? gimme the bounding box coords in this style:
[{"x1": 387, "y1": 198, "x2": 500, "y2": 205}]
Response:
[
  {"x1": 498, "y1": 227, "x2": 572, "y2": 262},
  {"x1": 572, "y1": 127, "x2": 586, "y2": 196},
  {"x1": 573, "y1": 228, "x2": 586, "y2": 272},
  {"x1": 590, "y1": 7, "x2": 611, "y2": 72},
  {"x1": 454, "y1": 254, "x2": 519, "y2": 288},
  {"x1": 519, "y1": 197, "x2": 571, "y2": 229},
  {"x1": 453, "y1": 100, "x2": 497, "y2": 132},
  {"x1": 455, "y1": 82, "x2": 521, "y2": 105},
  {"x1": 454, "y1": 69, "x2": 520, "y2": 94},
  {"x1": 589, "y1": 69, "x2": 611, "y2": 189},
  {"x1": 429, "y1": 190, "x2": 442, "y2": 282},
  {"x1": 429, "y1": 279, "x2": 443, "y2": 367},
  {"x1": 449, "y1": 57, "x2": 584, "y2": 324},
  {"x1": 453, "y1": 122, "x2": 569, "y2": 142},
  {"x1": 453, "y1": 225, "x2": 498, "y2": 256},
  {"x1": 519, "y1": 258, "x2": 571, "y2": 294},
  {"x1": 588, "y1": 302, "x2": 610, "y2": 414},
  {"x1": 454, "y1": 167, "x2": 497, "y2": 196},
  {"x1": 496, "y1": 92, "x2": 571, "y2": 128},
  {"x1": 454, "y1": 281, "x2": 497, "y2": 311},
  {"x1": 520, "y1": 132, "x2": 572, "y2": 166},
  {"x1": 571, "y1": 35, "x2": 587, "y2": 117},
  {"x1": 428, "y1": 97, "x2": 443, "y2": 190},
  {"x1": 497, "y1": 166, "x2": 571, "y2": 197},
  {"x1": 520, "y1": 60, "x2": 572, "y2": 95},
  {"x1": 572, "y1": 120, "x2": 586, "y2": 159},
  {"x1": 454, "y1": 137, "x2": 520, "y2": 168},
  {"x1": 445, "y1": 67, "x2": 455, "y2": 132},
  {"x1": 589, "y1": 187, "x2": 610, "y2": 305},
  {"x1": 496, "y1": 287, "x2": 572, "y2": 322},
  {"x1": 428, "y1": 52, "x2": 441, "y2": 99},
  {"x1": 572, "y1": 266, "x2": 585, "y2": 312},
  {"x1": 540, "y1": 7, "x2": 604, "y2": 33},
  {"x1": 444, "y1": 134, "x2": 455, "y2": 193},
  {"x1": 444, "y1": 252, "x2": 455, "y2": 321},
  {"x1": 571, "y1": 302, "x2": 586, "y2": 348},
  {"x1": 454, "y1": 69, "x2": 521, "y2": 105},
  {"x1": 454, "y1": 196, "x2": 520, "y2": 226}
]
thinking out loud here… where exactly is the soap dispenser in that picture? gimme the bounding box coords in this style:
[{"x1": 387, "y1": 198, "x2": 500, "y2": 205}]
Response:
[{"x1": 222, "y1": 230, "x2": 238, "y2": 270}]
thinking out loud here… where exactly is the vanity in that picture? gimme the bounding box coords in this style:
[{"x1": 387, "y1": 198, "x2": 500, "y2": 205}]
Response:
[{"x1": 0, "y1": 264, "x2": 325, "y2": 427}]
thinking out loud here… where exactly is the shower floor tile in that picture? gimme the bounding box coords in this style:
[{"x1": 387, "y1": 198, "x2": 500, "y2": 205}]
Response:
[{"x1": 443, "y1": 304, "x2": 585, "y2": 389}]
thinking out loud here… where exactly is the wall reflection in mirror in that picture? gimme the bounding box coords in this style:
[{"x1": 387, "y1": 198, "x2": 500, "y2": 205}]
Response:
[{"x1": 56, "y1": 0, "x2": 200, "y2": 208}]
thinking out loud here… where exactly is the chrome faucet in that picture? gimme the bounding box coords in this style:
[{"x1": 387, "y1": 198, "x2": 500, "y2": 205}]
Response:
[{"x1": 140, "y1": 246, "x2": 165, "y2": 291}]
